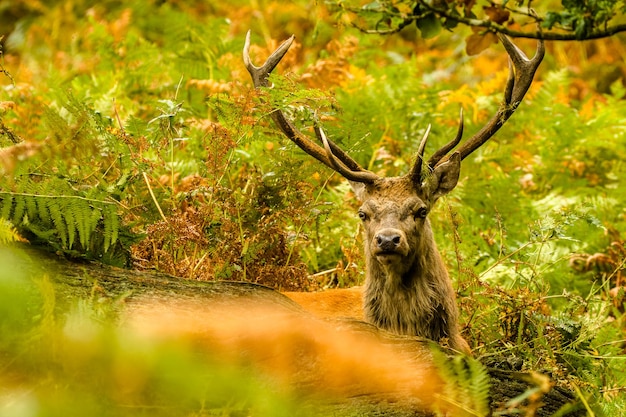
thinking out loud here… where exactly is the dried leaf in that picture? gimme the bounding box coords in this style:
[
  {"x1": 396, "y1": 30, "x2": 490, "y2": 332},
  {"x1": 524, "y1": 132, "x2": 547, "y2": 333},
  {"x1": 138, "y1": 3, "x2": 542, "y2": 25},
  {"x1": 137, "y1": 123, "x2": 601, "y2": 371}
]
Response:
[
  {"x1": 465, "y1": 32, "x2": 498, "y2": 56},
  {"x1": 457, "y1": 0, "x2": 476, "y2": 14},
  {"x1": 0, "y1": 101, "x2": 16, "y2": 112},
  {"x1": 484, "y1": 6, "x2": 510, "y2": 24}
]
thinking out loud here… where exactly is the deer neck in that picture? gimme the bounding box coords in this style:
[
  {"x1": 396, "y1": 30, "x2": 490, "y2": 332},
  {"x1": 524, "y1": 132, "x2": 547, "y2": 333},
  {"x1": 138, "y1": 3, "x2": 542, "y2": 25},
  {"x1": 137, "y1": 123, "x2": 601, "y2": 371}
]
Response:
[
  {"x1": 364, "y1": 236, "x2": 441, "y2": 297},
  {"x1": 362, "y1": 228, "x2": 455, "y2": 339}
]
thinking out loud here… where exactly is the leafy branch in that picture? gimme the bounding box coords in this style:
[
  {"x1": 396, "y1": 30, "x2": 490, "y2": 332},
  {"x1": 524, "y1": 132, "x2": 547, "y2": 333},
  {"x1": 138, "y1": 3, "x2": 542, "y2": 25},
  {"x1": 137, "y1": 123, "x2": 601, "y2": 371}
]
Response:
[{"x1": 333, "y1": 0, "x2": 626, "y2": 42}]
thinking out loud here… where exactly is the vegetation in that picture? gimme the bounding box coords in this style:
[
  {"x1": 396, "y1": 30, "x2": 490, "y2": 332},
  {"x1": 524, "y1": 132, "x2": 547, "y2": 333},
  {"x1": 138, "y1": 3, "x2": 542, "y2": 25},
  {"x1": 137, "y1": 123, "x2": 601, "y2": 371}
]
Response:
[
  {"x1": 333, "y1": 0, "x2": 626, "y2": 44},
  {"x1": 1, "y1": 0, "x2": 625, "y2": 415}
]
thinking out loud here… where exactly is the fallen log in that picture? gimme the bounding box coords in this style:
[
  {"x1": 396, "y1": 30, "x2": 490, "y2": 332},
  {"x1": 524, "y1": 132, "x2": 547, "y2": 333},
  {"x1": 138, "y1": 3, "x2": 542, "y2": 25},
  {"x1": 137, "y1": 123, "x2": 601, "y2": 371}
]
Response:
[{"x1": 11, "y1": 245, "x2": 584, "y2": 416}]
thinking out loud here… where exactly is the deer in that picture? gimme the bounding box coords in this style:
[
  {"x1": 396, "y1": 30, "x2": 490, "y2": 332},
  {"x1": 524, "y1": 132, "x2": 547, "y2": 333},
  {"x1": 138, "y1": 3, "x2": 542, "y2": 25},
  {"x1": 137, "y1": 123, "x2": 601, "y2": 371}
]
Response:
[{"x1": 243, "y1": 31, "x2": 544, "y2": 354}]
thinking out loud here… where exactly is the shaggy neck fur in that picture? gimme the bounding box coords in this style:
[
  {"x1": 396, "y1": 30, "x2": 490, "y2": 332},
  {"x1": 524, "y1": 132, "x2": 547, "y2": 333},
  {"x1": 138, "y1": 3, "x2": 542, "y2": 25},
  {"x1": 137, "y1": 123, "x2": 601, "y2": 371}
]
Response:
[{"x1": 363, "y1": 220, "x2": 461, "y2": 347}]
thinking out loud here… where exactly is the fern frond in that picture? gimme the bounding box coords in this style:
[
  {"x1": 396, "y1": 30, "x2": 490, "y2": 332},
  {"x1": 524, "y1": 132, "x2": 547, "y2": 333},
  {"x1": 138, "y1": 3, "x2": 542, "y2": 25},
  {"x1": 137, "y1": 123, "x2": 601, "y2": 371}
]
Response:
[
  {"x1": 0, "y1": 193, "x2": 12, "y2": 219},
  {"x1": 0, "y1": 218, "x2": 24, "y2": 244},
  {"x1": 11, "y1": 191, "x2": 26, "y2": 224},
  {"x1": 63, "y1": 198, "x2": 76, "y2": 249},
  {"x1": 102, "y1": 203, "x2": 119, "y2": 253},
  {"x1": 88, "y1": 207, "x2": 103, "y2": 249},
  {"x1": 24, "y1": 194, "x2": 38, "y2": 224},
  {"x1": 35, "y1": 189, "x2": 50, "y2": 227},
  {"x1": 462, "y1": 356, "x2": 491, "y2": 415},
  {"x1": 0, "y1": 185, "x2": 123, "y2": 257},
  {"x1": 74, "y1": 198, "x2": 95, "y2": 249},
  {"x1": 47, "y1": 196, "x2": 68, "y2": 248},
  {"x1": 431, "y1": 348, "x2": 491, "y2": 417}
]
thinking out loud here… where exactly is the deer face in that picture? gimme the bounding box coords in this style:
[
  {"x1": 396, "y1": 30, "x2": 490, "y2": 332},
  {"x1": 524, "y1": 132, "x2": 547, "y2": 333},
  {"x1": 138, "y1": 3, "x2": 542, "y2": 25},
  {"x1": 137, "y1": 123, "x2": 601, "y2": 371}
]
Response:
[
  {"x1": 352, "y1": 155, "x2": 461, "y2": 274},
  {"x1": 357, "y1": 187, "x2": 428, "y2": 271}
]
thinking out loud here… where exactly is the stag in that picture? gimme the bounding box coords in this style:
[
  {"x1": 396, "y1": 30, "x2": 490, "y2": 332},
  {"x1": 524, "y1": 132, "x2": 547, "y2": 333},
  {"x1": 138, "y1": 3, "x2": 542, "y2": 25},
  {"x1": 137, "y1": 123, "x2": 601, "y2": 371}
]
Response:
[{"x1": 243, "y1": 31, "x2": 544, "y2": 353}]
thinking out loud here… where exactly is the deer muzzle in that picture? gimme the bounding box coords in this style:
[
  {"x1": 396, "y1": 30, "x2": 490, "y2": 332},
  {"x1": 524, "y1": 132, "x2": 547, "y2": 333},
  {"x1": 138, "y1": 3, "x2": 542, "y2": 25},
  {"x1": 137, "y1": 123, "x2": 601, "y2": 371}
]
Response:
[{"x1": 373, "y1": 229, "x2": 409, "y2": 261}]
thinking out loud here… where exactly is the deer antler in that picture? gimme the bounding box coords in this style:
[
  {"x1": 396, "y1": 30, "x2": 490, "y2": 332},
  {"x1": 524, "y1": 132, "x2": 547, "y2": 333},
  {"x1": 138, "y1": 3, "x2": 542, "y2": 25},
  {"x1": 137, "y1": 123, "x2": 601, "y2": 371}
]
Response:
[
  {"x1": 243, "y1": 31, "x2": 379, "y2": 184},
  {"x1": 426, "y1": 34, "x2": 545, "y2": 171},
  {"x1": 408, "y1": 124, "x2": 432, "y2": 184},
  {"x1": 244, "y1": 31, "x2": 544, "y2": 187}
]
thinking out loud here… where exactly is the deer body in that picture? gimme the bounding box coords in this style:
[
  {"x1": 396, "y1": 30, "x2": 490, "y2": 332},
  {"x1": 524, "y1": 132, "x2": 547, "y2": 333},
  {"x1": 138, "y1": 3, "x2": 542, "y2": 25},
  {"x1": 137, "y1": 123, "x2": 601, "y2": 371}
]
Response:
[{"x1": 244, "y1": 31, "x2": 544, "y2": 354}]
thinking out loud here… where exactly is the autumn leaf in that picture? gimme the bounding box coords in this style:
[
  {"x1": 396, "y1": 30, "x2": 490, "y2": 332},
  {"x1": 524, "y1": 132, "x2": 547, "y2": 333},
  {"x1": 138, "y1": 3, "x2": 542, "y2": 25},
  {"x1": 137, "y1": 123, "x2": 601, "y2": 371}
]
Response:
[
  {"x1": 465, "y1": 31, "x2": 498, "y2": 55},
  {"x1": 484, "y1": 6, "x2": 510, "y2": 24}
]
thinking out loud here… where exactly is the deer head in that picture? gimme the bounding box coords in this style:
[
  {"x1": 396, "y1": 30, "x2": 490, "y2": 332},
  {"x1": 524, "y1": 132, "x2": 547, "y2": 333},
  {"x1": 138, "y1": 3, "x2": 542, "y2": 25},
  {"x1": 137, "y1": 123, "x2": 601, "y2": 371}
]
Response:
[{"x1": 243, "y1": 31, "x2": 544, "y2": 352}]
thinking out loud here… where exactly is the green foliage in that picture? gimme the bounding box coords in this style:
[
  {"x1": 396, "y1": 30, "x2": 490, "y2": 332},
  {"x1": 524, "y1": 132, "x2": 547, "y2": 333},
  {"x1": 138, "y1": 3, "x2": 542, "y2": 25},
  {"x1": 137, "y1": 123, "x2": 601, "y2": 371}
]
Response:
[
  {"x1": 0, "y1": 89, "x2": 137, "y2": 264},
  {"x1": 330, "y1": 0, "x2": 626, "y2": 42},
  {"x1": 544, "y1": 0, "x2": 625, "y2": 39},
  {"x1": 0, "y1": 246, "x2": 308, "y2": 417},
  {"x1": 0, "y1": 179, "x2": 122, "y2": 257},
  {"x1": 432, "y1": 349, "x2": 491, "y2": 416}
]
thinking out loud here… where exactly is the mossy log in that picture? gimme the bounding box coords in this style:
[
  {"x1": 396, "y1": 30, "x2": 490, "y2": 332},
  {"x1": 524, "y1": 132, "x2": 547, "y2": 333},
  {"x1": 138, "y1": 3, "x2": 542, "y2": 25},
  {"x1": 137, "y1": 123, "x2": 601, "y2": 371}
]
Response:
[{"x1": 16, "y1": 245, "x2": 584, "y2": 417}]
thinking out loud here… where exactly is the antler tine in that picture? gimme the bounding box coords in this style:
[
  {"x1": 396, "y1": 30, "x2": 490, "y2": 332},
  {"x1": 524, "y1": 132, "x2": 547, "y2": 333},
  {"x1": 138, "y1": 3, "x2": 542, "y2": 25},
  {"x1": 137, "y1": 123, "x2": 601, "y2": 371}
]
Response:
[
  {"x1": 499, "y1": 34, "x2": 545, "y2": 103},
  {"x1": 244, "y1": 31, "x2": 378, "y2": 184},
  {"x1": 243, "y1": 31, "x2": 295, "y2": 88},
  {"x1": 409, "y1": 124, "x2": 432, "y2": 183},
  {"x1": 427, "y1": 108, "x2": 464, "y2": 171},
  {"x1": 432, "y1": 34, "x2": 545, "y2": 169},
  {"x1": 313, "y1": 124, "x2": 363, "y2": 172},
  {"x1": 316, "y1": 127, "x2": 380, "y2": 183}
]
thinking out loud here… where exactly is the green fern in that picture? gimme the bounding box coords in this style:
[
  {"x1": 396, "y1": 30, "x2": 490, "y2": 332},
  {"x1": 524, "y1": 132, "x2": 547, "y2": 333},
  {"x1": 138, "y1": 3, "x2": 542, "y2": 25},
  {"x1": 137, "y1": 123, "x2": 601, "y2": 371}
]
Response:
[
  {"x1": 0, "y1": 193, "x2": 11, "y2": 219},
  {"x1": 102, "y1": 204, "x2": 119, "y2": 254},
  {"x1": 431, "y1": 348, "x2": 491, "y2": 417},
  {"x1": 46, "y1": 194, "x2": 68, "y2": 248},
  {"x1": 63, "y1": 197, "x2": 77, "y2": 249},
  {"x1": 11, "y1": 192, "x2": 25, "y2": 224},
  {"x1": 0, "y1": 182, "x2": 121, "y2": 258}
]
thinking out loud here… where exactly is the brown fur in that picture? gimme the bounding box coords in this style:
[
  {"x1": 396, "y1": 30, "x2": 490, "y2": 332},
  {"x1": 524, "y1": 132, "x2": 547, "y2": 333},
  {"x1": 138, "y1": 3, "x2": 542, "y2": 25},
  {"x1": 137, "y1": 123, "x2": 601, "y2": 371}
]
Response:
[
  {"x1": 285, "y1": 160, "x2": 470, "y2": 353},
  {"x1": 283, "y1": 286, "x2": 364, "y2": 319},
  {"x1": 351, "y1": 163, "x2": 470, "y2": 353}
]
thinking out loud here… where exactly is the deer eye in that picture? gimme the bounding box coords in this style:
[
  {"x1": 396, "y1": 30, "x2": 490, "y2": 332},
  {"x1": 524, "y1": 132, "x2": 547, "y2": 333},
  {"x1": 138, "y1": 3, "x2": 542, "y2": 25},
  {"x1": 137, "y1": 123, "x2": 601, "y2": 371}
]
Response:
[
  {"x1": 415, "y1": 207, "x2": 428, "y2": 219},
  {"x1": 358, "y1": 210, "x2": 368, "y2": 221}
]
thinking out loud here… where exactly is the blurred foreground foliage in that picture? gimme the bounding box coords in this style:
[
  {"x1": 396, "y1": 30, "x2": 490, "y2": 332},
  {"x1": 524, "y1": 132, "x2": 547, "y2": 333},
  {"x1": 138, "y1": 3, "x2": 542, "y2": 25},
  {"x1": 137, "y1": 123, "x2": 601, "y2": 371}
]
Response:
[
  {"x1": 0, "y1": 243, "x2": 307, "y2": 417},
  {"x1": 1, "y1": 0, "x2": 626, "y2": 415}
]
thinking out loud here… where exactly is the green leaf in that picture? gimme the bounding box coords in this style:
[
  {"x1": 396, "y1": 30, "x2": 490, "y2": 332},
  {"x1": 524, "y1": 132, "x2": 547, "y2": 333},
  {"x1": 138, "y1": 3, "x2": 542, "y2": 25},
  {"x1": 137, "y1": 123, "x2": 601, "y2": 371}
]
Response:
[{"x1": 416, "y1": 13, "x2": 442, "y2": 39}]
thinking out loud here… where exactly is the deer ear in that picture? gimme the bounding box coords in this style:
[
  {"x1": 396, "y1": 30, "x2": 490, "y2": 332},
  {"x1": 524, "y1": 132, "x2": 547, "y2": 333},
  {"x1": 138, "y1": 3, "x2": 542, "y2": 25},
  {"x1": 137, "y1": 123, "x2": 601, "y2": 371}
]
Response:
[
  {"x1": 424, "y1": 152, "x2": 461, "y2": 203},
  {"x1": 349, "y1": 181, "x2": 368, "y2": 201}
]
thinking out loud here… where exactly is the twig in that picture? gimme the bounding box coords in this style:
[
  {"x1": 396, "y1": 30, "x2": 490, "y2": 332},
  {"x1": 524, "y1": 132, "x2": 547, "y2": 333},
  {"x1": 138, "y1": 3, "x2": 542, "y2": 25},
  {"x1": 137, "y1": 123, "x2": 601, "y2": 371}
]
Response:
[{"x1": 142, "y1": 172, "x2": 168, "y2": 223}]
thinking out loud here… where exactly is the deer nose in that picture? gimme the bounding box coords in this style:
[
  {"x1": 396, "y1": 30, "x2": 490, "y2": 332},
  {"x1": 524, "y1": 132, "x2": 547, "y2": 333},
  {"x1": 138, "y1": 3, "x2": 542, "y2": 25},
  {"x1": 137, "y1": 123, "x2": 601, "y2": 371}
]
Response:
[{"x1": 375, "y1": 231, "x2": 402, "y2": 252}]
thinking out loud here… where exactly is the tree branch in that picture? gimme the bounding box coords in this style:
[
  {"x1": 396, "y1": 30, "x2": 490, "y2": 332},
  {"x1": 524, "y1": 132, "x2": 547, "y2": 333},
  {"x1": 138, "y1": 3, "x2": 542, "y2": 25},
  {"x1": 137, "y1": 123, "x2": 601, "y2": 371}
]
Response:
[{"x1": 348, "y1": 1, "x2": 626, "y2": 41}]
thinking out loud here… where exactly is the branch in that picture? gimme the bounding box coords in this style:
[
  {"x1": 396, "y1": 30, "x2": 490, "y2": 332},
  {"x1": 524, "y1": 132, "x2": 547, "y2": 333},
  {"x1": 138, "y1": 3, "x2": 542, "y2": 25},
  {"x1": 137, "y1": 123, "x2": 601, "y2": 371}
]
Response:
[
  {"x1": 421, "y1": 1, "x2": 626, "y2": 41},
  {"x1": 350, "y1": 1, "x2": 626, "y2": 41}
]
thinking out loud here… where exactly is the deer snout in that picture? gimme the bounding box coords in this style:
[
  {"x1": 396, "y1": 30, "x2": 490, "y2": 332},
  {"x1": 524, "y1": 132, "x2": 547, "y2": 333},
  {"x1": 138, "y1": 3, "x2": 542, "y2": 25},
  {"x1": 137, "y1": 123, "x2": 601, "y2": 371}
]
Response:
[{"x1": 374, "y1": 229, "x2": 405, "y2": 254}]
